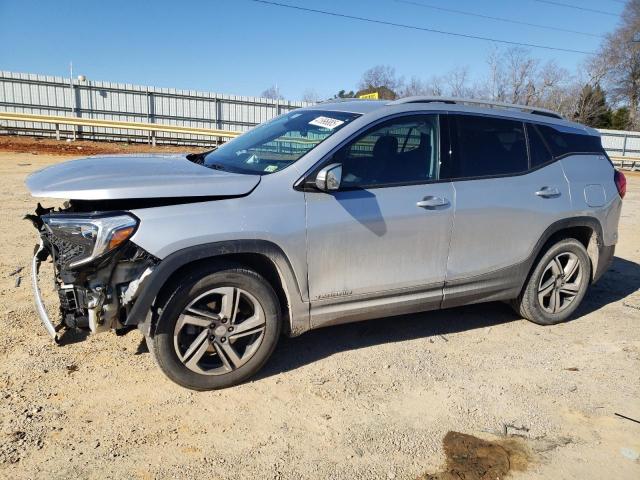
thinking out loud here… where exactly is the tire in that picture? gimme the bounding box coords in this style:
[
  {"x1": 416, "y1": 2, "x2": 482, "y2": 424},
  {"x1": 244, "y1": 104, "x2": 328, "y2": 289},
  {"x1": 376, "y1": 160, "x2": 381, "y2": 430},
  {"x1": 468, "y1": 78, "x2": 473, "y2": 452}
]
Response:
[
  {"x1": 149, "y1": 262, "x2": 281, "y2": 390},
  {"x1": 514, "y1": 238, "x2": 591, "y2": 325}
]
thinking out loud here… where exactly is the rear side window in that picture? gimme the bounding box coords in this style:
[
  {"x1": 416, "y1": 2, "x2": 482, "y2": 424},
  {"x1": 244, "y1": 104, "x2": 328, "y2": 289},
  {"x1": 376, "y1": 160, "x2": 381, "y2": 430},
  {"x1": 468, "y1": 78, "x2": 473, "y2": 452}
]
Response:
[
  {"x1": 527, "y1": 124, "x2": 553, "y2": 167},
  {"x1": 536, "y1": 124, "x2": 603, "y2": 157},
  {"x1": 448, "y1": 115, "x2": 528, "y2": 178}
]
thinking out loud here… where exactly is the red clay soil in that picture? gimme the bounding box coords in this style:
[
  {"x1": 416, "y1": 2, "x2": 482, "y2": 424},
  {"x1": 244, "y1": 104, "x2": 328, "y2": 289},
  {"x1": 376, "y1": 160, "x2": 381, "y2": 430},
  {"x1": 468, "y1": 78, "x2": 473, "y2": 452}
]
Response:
[{"x1": 0, "y1": 135, "x2": 209, "y2": 156}]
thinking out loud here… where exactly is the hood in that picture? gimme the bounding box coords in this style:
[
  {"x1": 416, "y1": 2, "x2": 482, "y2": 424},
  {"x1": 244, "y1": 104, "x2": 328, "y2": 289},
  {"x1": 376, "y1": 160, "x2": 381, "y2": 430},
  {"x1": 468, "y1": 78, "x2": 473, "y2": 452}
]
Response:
[{"x1": 25, "y1": 154, "x2": 260, "y2": 200}]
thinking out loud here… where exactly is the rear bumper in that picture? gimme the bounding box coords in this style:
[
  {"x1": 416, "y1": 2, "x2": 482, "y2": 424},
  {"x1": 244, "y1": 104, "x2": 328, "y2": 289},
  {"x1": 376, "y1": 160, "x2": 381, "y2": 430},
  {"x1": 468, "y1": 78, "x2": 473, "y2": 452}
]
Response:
[
  {"x1": 31, "y1": 241, "x2": 60, "y2": 343},
  {"x1": 593, "y1": 244, "x2": 615, "y2": 283}
]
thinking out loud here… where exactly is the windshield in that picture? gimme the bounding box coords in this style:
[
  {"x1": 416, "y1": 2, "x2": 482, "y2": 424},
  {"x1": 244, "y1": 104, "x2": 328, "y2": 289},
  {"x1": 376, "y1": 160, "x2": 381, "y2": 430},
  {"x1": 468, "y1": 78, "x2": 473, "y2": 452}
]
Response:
[{"x1": 204, "y1": 110, "x2": 359, "y2": 174}]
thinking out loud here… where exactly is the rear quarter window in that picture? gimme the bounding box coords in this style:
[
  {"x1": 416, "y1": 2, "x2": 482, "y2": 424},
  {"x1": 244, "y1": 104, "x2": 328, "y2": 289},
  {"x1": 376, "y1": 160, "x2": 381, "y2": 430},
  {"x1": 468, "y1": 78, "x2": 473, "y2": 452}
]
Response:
[{"x1": 536, "y1": 124, "x2": 604, "y2": 157}]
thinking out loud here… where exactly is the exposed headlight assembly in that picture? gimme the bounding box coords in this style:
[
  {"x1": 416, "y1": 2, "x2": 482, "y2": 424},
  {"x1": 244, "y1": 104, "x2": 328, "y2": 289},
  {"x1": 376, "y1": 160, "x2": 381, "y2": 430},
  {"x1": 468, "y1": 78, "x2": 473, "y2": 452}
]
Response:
[{"x1": 42, "y1": 213, "x2": 138, "y2": 268}]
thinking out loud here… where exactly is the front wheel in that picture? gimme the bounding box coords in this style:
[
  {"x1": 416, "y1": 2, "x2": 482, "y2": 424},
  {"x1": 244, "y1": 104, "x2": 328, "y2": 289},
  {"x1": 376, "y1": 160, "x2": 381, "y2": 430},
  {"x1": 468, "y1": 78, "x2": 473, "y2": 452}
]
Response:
[
  {"x1": 514, "y1": 238, "x2": 591, "y2": 325},
  {"x1": 150, "y1": 263, "x2": 281, "y2": 390}
]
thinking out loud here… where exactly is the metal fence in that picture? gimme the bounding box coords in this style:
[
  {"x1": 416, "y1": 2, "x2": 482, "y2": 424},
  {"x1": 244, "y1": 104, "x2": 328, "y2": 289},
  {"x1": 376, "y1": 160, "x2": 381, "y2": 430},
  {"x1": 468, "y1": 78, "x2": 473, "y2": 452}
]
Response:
[
  {"x1": 1, "y1": 70, "x2": 639, "y2": 157},
  {"x1": 598, "y1": 128, "x2": 640, "y2": 158},
  {"x1": 0, "y1": 71, "x2": 311, "y2": 145}
]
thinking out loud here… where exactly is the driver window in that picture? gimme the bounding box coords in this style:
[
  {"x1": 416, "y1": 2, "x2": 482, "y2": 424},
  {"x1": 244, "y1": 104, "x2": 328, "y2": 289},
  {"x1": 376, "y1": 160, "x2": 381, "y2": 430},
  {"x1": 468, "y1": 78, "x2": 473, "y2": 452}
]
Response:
[{"x1": 336, "y1": 115, "x2": 439, "y2": 188}]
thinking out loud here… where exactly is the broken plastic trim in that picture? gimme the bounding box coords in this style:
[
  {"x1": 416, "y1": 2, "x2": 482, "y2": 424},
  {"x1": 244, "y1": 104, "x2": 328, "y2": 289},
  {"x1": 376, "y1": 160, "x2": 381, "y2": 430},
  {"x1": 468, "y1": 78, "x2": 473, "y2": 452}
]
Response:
[{"x1": 32, "y1": 240, "x2": 60, "y2": 344}]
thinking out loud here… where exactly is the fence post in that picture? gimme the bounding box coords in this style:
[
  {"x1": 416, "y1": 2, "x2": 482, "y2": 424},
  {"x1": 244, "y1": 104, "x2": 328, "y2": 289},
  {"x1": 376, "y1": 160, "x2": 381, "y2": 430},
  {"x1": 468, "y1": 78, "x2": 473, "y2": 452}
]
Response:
[
  {"x1": 69, "y1": 75, "x2": 77, "y2": 141},
  {"x1": 146, "y1": 90, "x2": 150, "y2": 145},
  {"x1": 215, "y1": 97, "x2": 222, "y2": 145},
  {"x1": 55, "y1": 124, "x2": 60, "y2": 141},
  {"x1": 147, "y1": 90, "x2": 156, "y2": 146},
  {"x1": 622, "y1": 134, "x2": 628, "y2": 157}
]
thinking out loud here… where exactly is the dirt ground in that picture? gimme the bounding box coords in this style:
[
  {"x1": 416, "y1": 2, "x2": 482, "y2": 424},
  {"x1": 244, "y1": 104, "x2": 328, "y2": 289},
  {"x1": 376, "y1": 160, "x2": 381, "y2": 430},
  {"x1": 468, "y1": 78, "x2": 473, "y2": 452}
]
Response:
[
  {"x1": 0, "y1": 141, "x2": 638, "y2": 479},
  {"x1": 0, "y1": 135, "x2": 209, "y2": 156}
]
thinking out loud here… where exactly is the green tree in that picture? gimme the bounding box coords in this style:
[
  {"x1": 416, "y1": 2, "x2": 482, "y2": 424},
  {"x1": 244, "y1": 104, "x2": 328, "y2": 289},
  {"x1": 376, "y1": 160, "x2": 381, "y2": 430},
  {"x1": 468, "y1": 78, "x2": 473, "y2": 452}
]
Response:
[
  {"x1": 610, "y1": 107, "x2": 631, "y2": 130},
  {"x1": 334, "y1": 89, "x2": 355, "y2": 99},
  {"x1": 573, "y1": 84, "x2": 611, "y2": 128}
]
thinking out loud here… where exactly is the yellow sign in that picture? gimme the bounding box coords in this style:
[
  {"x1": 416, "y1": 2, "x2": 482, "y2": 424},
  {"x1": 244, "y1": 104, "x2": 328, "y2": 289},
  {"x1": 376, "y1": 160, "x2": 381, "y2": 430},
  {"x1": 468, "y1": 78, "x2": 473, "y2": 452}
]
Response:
[{"x1": 358, "y1": 92, "x2": 379, "y2": 100}]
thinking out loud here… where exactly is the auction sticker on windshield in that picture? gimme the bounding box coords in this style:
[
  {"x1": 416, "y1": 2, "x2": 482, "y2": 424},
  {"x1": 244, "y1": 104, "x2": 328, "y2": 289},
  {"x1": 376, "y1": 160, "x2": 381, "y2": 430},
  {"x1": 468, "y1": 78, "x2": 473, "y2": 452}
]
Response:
[{"x1": 309, "y1": 116, "x2": 345, "y2": 130}]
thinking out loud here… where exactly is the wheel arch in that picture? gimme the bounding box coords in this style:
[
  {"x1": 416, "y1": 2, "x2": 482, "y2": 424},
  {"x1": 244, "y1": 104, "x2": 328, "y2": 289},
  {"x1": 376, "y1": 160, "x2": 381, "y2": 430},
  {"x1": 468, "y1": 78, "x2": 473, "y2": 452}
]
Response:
[
  {"x1": 523, "y1": 216, "x2": 604, "y2": 291},
  {"x1": 125, "y1": 240, "x2": 310, "y2": 337}
]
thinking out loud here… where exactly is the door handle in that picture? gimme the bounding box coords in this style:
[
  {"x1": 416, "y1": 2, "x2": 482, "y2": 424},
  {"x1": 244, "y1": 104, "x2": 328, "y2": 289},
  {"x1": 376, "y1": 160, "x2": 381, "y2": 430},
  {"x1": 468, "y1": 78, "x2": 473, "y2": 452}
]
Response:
[
  {"x1": 416, "y1": 196, "x2": 450, "y2": 209},
  {"x1": 535, "y1": 186, "x2": 561, "y2": 198}
]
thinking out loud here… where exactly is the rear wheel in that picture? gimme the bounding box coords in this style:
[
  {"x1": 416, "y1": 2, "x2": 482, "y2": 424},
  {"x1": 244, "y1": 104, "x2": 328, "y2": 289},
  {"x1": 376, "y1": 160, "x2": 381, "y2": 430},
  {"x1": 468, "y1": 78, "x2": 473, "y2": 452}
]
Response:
[
  {"x1": 514, "y1": 238, "x2": 591, "y2": 325},
  {"x1": 150, "y1": 263, "x2": 281, "y2": 390}
]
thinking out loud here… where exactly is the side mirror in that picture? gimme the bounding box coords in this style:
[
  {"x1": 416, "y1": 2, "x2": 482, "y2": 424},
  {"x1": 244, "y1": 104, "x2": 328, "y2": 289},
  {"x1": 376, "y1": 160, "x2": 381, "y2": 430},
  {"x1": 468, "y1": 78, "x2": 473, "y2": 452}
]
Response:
[{"x1": 315, "y1": 163, "x2": 342, "y2": 192}]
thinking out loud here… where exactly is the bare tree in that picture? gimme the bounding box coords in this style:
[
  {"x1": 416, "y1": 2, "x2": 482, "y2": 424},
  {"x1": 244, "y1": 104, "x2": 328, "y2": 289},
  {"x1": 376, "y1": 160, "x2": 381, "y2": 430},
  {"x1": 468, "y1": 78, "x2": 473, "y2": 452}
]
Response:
[
  {"x1": 484, "y1": 46, "x2": 507, "y2": 102},
  {"x1": 427, "y1": 75, "x2": 445, "y2": 96},
  {"x1": 584, "y1": 54, "x2": 609, "y2": 87},
  {"x1": 537, "y1": 61, "x2": 566, "y2": 97},
  {"x1": 533, "y1": 61, "x2": 573, "y2": 112},
  {"x1": 301, "y1": 89, "x2": 320, "y2": 103},
  {"x1": 596, "y1": 0, "x2": 640, "y2": 128},
  {"x1": 399, "y1": 76, "x2": 429, "y2": 97},
  {"x1": 358, "y1": 65, "x2": 404, "y2": 92},
  {"x1": 444, "y1": 66, "x2": 472, "y2": 97},
  {"x1": 505, "y1": 47, "x2": 538, "y2": 105},
  {"x1": 261, "y1": 85, "x2": 283, "y2": 100}
]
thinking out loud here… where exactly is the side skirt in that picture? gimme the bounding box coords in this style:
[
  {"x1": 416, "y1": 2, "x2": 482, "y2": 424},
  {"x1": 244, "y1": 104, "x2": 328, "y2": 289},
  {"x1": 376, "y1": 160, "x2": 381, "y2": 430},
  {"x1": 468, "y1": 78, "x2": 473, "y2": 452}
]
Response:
[
  {"x1": 309, "y1": 263, "x2": 525, "y2": 331},
  {"x1": 310, "y1": 283, "x2": 443, "y2": 329},
  {"x1": 442, "y1": 263, "x2": 525, "y2": 309}
]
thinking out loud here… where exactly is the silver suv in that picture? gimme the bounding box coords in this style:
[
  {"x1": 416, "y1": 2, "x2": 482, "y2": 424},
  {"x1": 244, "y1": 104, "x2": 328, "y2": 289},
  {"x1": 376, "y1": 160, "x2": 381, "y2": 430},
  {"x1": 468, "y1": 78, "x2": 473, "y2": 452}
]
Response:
[{"x1": 26, "y1": 97, "x2": 625, "y2": 390}]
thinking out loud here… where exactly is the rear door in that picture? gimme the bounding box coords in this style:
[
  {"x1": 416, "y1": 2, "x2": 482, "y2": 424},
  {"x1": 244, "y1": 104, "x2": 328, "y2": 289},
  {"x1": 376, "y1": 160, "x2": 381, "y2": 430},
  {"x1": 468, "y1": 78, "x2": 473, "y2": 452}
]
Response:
[{"x1": 441, "y1": 114, "x2": 571, "y2": 307}]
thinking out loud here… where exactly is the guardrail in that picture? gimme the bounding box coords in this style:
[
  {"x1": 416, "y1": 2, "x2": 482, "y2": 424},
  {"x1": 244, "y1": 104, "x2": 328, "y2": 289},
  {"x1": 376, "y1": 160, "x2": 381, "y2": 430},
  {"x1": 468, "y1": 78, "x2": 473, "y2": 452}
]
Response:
[
  {"x1": 0, "y1": 111, "x2": 241, "y2": 144},
  {"x1": 2, "y1": 111, "x2": 640, "y2": 170},
  {"x1": 612, "y1": 156, "x2": 640, "y2": 171},
  {"x1": 598, "y1": 128, "x2": 640, "y2": 159}
]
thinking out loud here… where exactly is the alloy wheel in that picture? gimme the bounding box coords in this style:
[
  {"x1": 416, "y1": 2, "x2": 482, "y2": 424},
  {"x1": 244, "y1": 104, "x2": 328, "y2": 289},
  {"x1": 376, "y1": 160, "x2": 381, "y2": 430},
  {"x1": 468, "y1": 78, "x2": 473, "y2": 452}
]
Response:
[
  {"x1": 173, "y1": 287, "x2": 266, "y2": 375},
  {"x1": 537, "y1": 252, "x2": 583, "y2": 314}
]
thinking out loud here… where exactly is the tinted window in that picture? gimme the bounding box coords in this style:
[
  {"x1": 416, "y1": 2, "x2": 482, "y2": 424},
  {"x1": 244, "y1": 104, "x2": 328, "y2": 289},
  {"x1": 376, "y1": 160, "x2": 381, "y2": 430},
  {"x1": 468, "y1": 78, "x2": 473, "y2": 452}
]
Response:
[
  {"x1": 527, "y1": 124, "x2": 553, "y2": 167},
  {"x1": 449, "y1": 115, "x2": 528, "y2": 178},
  {"x1": 336, "y1": 115, "x2": 439, "y2": 187},
  {"x1": 536, "y1": 124, "x2": 603, "y2": 157}
]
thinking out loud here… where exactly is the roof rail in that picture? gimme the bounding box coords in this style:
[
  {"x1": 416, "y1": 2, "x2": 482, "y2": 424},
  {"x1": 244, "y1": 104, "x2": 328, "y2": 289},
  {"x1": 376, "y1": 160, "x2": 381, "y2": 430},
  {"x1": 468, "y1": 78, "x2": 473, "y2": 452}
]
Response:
[
  {"x1": 388, "y1": 96, "x2": 563, "y2": 119},
  {"x1": 319, "y1": 97, "x2": 377, "y2": 104}
]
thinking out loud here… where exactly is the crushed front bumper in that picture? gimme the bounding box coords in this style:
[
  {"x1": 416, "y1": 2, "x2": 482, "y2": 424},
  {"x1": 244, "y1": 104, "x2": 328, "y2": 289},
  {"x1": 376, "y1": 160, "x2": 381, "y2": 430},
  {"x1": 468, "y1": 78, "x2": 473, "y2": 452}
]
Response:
[{"x1": 31, "y1": 240, "x2": 60, "y2": 343}]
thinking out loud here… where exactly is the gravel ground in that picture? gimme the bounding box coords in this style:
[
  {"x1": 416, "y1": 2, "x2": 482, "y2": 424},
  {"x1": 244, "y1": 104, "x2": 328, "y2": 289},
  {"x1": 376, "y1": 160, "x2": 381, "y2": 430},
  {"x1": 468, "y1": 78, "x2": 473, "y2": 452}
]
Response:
[{"x1": 0, "y1": 149, "x2": 638, "y2": 479}]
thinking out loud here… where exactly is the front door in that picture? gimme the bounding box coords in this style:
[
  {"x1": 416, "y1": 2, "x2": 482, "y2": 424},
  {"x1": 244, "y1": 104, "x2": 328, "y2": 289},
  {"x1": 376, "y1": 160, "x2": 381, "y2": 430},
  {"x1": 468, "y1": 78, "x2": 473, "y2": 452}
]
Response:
[{"x1": 304, "y1": 114, "x2": 455, "y2": 326}]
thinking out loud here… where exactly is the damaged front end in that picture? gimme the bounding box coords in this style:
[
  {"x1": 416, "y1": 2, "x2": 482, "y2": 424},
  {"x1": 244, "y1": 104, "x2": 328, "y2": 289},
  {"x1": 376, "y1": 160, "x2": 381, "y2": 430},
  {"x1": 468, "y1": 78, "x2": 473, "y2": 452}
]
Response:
[{"x1": 27, "y1": 203, "x2": 158, "y2": 343}]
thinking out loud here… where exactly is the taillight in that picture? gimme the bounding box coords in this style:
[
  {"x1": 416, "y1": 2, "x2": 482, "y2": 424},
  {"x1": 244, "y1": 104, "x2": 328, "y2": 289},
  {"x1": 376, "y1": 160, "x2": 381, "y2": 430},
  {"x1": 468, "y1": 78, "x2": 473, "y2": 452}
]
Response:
[{"x1": 614, "y1": 170, "x2": 627, "y2": 199}]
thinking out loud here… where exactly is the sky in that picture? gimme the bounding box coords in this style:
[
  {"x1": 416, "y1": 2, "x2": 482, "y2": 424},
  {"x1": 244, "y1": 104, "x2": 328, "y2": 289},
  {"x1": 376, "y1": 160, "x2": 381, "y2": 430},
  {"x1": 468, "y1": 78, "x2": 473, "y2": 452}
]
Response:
[{"x1": 0, "y1": 0, "x2": 626, "y2": 101}]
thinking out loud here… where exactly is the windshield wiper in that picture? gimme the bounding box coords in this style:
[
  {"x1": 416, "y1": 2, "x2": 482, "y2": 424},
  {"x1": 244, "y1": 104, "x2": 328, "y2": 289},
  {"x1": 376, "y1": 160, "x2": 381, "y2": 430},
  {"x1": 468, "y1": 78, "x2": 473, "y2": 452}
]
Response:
[
  {"x1": 207, "y1": 163, "x2": 228, "y2": 171},
  {"x1": 186, "y1": 147, "x2": 217, "y2": 165},
  {"x1": 186, "y1": 152, "x2": 229, "y2": 172}
]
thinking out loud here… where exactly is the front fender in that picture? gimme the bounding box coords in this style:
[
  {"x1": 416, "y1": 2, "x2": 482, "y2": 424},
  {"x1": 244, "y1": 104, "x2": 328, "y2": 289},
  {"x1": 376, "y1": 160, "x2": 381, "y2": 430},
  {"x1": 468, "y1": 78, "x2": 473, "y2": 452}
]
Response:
[{"x1": 125, "y1": 240, "x2": 310, "y2": 336}]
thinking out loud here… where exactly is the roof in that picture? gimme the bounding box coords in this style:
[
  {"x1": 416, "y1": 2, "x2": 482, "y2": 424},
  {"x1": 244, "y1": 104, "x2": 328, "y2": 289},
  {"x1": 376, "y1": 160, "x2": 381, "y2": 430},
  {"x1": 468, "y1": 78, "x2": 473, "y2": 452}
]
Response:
[
  {"x1": 311, "y1": 99, "x2": 386, "y2": 114},
  {"x1": 307, "y1": 97, "x2": 598, "y2": 136}
]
